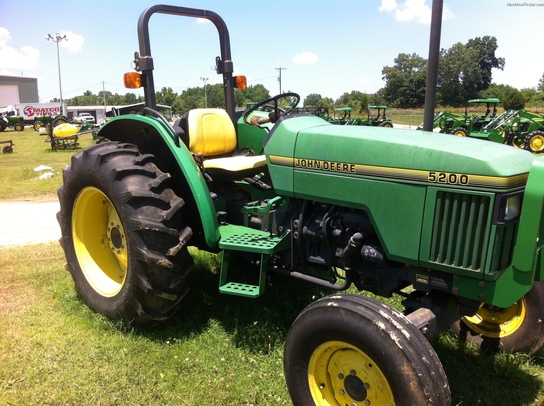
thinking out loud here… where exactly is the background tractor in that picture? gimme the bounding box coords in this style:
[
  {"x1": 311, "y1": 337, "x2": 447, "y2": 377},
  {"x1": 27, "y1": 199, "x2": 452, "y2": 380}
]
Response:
[
  {"x1": 469, "y1": 109, "x2": 544, "y2": 152},
  {"x1": 321, "y1": 106, "x2": 394, "y2": 127},
  {"x1": 350, "y1": 105, "x2": 394, "y2": 127},
  {"x1": 0, "y1": 111, "x2": 24, "y2": 132},
  {"x1": 418, "y1": 97, "x2": 500, "y2": 136},
  {"x1": 57, "y1": 5, "x2": 544, "y2": 406}
]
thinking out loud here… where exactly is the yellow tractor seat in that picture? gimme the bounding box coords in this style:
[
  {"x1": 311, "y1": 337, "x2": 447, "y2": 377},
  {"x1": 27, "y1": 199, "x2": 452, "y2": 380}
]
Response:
[{"x1": 187, "y1": 108, "x2": 267, "y2": 178}]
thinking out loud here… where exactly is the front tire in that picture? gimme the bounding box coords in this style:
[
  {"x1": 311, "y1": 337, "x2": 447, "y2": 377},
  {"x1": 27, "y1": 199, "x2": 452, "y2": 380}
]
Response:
[
  {"x1": 57, "y1": 142, "x2": 194, "y2": 327},
  {"x1": 451, "y1": 281, "x2": 544, "y2": 355},
  {"x1": 284, "y1": 294, "x2": 450, "y2": 406},
  {"x1": 451, "y1": 126, "x2": 468, "y2": 137},
  {"x1": 379, "y1": 120, "x2": 393, "y2": 128},
  {"x1": 525, "y1": 130, "x2": 544, "y2": 153}
]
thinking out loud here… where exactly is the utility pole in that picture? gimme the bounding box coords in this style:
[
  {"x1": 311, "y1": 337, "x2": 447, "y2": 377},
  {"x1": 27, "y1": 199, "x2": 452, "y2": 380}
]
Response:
[
  {"x1": 275, "y1": 67, "x2": 286, "y2": 94},
  {"x1": 200, "y1": 77, "x2": 209, "y2": 107},
  {"x1": 46, "y1": 32, "x2": 68, "y2": 116}
]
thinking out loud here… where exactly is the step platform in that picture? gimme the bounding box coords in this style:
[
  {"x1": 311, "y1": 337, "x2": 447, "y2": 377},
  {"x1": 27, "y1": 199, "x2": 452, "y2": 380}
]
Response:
[{"x1": 218, "y1": 225, "x2": 290, "y2": 298}]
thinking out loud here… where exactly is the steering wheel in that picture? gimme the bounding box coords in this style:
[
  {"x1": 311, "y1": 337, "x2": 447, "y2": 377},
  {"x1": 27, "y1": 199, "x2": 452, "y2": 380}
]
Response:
[{"x1": 243, "y1": 92, "x2": 301, "y2": 128}]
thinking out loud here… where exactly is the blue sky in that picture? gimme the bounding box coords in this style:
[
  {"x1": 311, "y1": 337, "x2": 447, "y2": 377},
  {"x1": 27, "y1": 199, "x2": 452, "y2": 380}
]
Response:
[{"x1": 1, "y1": 0, "x2": 542, "y2": 105}]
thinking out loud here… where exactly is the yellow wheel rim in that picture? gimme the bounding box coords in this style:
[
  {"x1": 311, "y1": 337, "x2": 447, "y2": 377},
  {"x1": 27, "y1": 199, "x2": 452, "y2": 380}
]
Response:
[
  {"x1": 72, "y1": 187, "x2": 128, "y2": 297},
  {"x1": 453, "y1": 130, "x2": 466, "y2": 137},
  {"x1": 530, "y1": 135, "x2": 544, "y2": 152},
  {"x1": 308, "y1": 341, "x2": 395, "y2": 405},
  {"x1": 462, "y1": 298, "x2": 526, "y2": 338}
]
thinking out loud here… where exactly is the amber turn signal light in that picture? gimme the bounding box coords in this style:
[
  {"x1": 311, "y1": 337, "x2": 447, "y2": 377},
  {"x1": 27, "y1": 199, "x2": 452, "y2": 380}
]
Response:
[
  {"x1": 234, "y1": 75, "x2": 247, "y2": 89},
  {"x1": 124, "y1": 72, "x2": 142, "y2": 89}
]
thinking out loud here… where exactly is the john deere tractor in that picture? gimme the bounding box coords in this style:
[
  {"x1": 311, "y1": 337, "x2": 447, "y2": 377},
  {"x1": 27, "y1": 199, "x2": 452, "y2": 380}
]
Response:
[
  {"x1": 469, "y1": 109, "x2": 544, "y2": 152},
  {"x1": 0, "y1": 110, "x2": 24, "y2": 132},
  {"x1": 57, "y1": 5, "x2": 544, "y2": 405},
  {"x1": 419, "y1": 98, "x2": 500, "y2": 136}
]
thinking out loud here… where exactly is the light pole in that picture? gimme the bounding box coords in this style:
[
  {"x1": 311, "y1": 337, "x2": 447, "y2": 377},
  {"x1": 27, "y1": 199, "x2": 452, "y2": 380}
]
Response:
[
  {"x1": 200, "y1": 77, "x2": 209, "y2": 108},
  {"x1": 46, "y1": 32, "x2": 68, "y2": 115}
]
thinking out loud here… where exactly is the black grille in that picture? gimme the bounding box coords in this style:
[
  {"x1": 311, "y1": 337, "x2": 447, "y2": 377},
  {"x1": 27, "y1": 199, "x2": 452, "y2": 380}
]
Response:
[
  {"x1": 430, "y1": 192, "x2": 490, "y2": 271},
  {"x1": 429, "y1": 191, "x2": 517, "y2": 273}
]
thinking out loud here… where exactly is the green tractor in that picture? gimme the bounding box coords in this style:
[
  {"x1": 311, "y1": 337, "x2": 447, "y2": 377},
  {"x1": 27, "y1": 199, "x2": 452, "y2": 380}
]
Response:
[
  {"x1": 469, "y1": 109, "x2": 544, "y2": 152},
  {"x1": 0, "y1": 110, "x2": 24, "y2": 132},
  {"x1": 32, "y1": 114, "x2": 68, "y2": 131},
  {"x1": 329, "y1": 106, "x2": 352, "y2": 124},
  {"x1": 350, "y1": 105, "x2": 393, "y2": 128},
  {"x1": 513, "y1": 110, "x2": 544, "y2": 153},
  {"x1": 418, "y1": 98, "x2": 500, "y2": 136},
  {"x1": 325, "y1": 106, "x2": 394, "y2": 127},
  {"x1": 57, "y1": 5, "x2": 544, "y2": 405}
]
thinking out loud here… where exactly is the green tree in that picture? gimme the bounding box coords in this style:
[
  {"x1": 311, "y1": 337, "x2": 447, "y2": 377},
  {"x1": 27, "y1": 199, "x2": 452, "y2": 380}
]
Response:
[
  {"x1": 381, "y1": 53, "x2": 427, "y2": 107},
  {"x1": 240, "y1": 84, "x2": 270, "y2": 105},
  {"x1": 156, "y1": 87, "x2": 178, "y2": 106},
  {"x1": 467, "y1": 36, "x2": 505, "y2": 90},
  {"x1": 304, "y1": 93, "x2": 324, "y2": 107},
  {"x1": 502, "y1": 87, "x2": 525, "y2": 110},
  {"x1": 205, "y1": 84, "x2": 226, "y2": 108},
  {"x1": 538, "y1": 73, "x2": 544, "y2": 92},
  {"x1": 178, "y1": 87, "x2": 204, "y2": 111},
  {"x1": 519, "y1": 88, "x2": 544, "y2": 106},
  {"x1": 124, "y1": 92, "x2": 140, "y2": 105},
  {"x1": 438, "y1": 37, "x2": 504, "y2": 105}
]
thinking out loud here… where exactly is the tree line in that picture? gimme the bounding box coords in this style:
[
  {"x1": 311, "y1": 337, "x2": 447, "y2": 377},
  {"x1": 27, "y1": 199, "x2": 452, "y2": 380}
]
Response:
[{"x1": 61, "y1": 35, "x2": 544, "y2": 114}]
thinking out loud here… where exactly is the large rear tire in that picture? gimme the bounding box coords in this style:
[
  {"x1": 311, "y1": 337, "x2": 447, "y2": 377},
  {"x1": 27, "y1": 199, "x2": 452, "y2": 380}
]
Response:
[
  {"x1": 57, "y1": 142, "x2": 193, "y2": 327},
  {"x1": 451, "y1": 281, "x2": 544, "y2": 355},
  {"x1": 284, "y1": 294, "x2": 450, "y2": 406}
]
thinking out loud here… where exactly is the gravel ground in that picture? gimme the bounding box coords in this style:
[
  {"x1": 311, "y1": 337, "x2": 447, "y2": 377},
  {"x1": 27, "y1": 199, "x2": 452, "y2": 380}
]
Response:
[{"x1": 0, "y1": 198, "x2": 61, "y2": 246}]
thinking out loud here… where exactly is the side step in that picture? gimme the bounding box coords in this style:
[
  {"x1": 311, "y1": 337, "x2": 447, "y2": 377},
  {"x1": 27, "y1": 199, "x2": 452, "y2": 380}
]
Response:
[{"x1": 218, "y1": 225, "x2": 290, "y2": 298}]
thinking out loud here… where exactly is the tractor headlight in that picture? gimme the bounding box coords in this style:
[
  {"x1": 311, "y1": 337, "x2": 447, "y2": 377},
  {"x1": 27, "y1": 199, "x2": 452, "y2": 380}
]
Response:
[{"x1": 494, "y1": 191, "x2": 523, "y2": 224}]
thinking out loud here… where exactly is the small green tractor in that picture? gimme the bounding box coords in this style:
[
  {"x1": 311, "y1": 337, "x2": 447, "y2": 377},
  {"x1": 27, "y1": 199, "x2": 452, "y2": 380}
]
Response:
[
  {"x1": 511, "y1": 109, "x2": 544, "y2": 153},
  {"x1": 322, "y1": 106, "x2": 393, "y2": 127},
  {"x1": 0, "y1": 111, "x2": 24, "y2": 132},
  {"x1": 57, "y1": 5, "x2": 544, "y2": 405},
  {"x1": 469, "y1": 109, "x2": 544, "y2": 152},
  {"x1": 350, "y1": 105, "x2": 393, "y2": 128},
  {"x1": 419, "y1": 98, "x2": 500, "y2": 136},
  {"x1": 32, "y1": 114, "x2": 68, "y2": 131}
]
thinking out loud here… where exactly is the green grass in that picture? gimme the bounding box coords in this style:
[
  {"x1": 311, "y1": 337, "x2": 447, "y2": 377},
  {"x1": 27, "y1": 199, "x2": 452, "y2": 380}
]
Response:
[
  {"x1": 1, "y1": 243, "x2": 544, "y2": 405},
  {"x1": 0, "y1": 127, "x2": 95, "y2": 200}
]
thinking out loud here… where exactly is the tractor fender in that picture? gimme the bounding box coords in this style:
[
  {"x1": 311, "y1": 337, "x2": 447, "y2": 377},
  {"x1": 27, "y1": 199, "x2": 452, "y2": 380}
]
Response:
[{"x1": 97, "y1": 114, "x2": 220, "y2": 247}]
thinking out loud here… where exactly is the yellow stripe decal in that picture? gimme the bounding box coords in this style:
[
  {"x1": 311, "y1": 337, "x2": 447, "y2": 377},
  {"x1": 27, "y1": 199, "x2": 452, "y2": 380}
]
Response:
[{"x1": 268, "y1": 155, "x2": 528, "y2": 189}]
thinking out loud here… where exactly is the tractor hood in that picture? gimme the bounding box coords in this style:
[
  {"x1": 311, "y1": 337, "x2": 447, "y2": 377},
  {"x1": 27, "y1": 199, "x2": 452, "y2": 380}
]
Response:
[{"x1": 265, "y1": 115, "x2": 535, "y2": 195}]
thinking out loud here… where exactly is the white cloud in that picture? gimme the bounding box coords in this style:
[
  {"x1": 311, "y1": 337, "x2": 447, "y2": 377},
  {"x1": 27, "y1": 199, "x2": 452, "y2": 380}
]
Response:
[
  {"x1": 379, "y1": 0, "x2": 453, "y2": 24},
  {"x1": 292, "y1": 52, "x2": 318, "y2": 65},
  {"x1": 0, "y1": 27, "x2": 40, "y2": 73}
]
